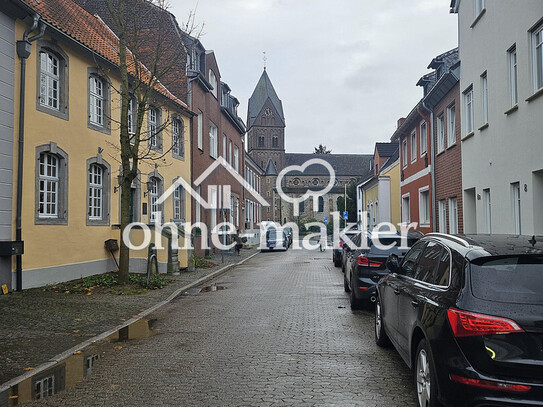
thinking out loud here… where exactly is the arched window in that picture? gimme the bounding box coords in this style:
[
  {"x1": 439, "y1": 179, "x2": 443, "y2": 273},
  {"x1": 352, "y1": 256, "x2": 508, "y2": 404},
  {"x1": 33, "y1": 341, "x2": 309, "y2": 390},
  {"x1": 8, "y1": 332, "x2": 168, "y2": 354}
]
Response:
[
  {"x1": 88, "y1": 68, "x2": 111, "y2": 133},
  {"x1": 272, "y1": 136, "x2": 278, "y2": 147},
  {"x1": 148, "y1": 107, "x2": 162, "y2": 150},
  {"x1": 87, "y1": 156, "x2": 111, "y2": 225},
  {"x1": 37, "y1": 41, "x2": 69, "y2": 119},
  {"x1": 148, "y1": 172, "x2": 164, "y2": 223},
  {"x1": 173, "y1": 180, "x2": 186, "y2": 222}
]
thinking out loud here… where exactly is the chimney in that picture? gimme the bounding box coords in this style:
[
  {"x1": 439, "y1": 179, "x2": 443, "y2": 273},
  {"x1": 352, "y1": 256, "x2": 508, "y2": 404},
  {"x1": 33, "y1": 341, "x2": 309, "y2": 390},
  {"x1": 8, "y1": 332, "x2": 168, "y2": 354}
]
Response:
[{"x1": 397, "y1": 118, "x2": 406, "y2": 129}]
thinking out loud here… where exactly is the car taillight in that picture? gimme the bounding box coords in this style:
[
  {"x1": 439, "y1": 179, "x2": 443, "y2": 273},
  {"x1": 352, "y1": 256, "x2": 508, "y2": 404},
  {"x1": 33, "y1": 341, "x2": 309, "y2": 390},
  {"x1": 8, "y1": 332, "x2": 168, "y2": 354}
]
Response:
[
  {"x1": 450, "y1": 374, "x2": 531, "y2": 393},
  {"x1": 357, "y1": 256, "x2": 382, "y2": 267},
  {"x1": 447, "y1": 308, "x2": 524, "y2": 338},
  {"x1": 338, "y1": 241, "x2": 344, "y2": 248}
]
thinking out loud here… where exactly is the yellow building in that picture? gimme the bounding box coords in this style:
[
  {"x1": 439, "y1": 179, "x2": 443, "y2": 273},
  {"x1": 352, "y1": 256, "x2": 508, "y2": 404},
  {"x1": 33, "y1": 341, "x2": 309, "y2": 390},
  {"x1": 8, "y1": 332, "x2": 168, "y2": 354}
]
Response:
[
  {"x1": 356, "y1": 143, "x2": 400, "y2": 230},
  {"x1": 7, "y1": 0, "x2": 192, "y2": 289}
]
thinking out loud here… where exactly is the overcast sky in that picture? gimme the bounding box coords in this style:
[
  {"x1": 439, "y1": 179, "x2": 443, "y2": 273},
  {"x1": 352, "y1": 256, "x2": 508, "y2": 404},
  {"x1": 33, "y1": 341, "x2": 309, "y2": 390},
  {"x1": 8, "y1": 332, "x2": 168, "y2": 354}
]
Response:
[{"x1": 171, "y1": 0, "x2": 458, "y2": 155}]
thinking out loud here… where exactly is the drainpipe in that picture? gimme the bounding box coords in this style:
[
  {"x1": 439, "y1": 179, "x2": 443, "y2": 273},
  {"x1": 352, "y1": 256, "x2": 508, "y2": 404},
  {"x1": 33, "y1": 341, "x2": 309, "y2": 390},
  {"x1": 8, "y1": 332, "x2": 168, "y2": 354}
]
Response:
[
  {"x1": 15, "y1": 14, "x2": 45, "y2": 291},
  {"x1": 418, "y1": 102, "x2": 435, "y2": 232}
]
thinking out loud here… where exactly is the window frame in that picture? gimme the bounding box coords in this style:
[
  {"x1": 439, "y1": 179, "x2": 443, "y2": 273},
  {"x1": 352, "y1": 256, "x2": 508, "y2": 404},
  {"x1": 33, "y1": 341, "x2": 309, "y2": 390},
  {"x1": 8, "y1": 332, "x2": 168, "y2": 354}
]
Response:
[
  {"x1": 437, "y1": 114, "x2": 445, "y2": 153},
  {"x1": 86, "y1": 156, "x2": 111, "y2": 226},
  {"x1": 420, "y1": 121, "x2": 427, "y2": 156},
  {"x1": 172, "y1": 179, "x2": 186, "y2": 223},
  {"x1": 446, "y1": 104, "x2": 456, "y2": 147},
  {"x1": 147, "y1": 106, "x2": 162, "y2": 151},
  {"x1": 233, "y1": 145, "x2": 239, "y2": 173},
  {"x1": 410, "y1": 131, "x2": 417, "y2": 163},
  {"x1": 481, "y1": 71, "x2": 488, "y2": 125},
  {"x1": 402, "y1": 139, "x2": 408, "y2": 168},
  {"x1": 35, "y1": 143, "x2": 69, "y2": 225},
  {"x1": 448, "y1": 197, "x2": 458, "y2": 234},
  {"x1": 512, "y1": 182, "x2": 521, "y2": 234},
  {"x1": 209, "y1": 120, "x2": 218, "y2": 159},
  {"x1": 148, "y1": 172, "x2": 164, "y2": 224},
  {"x1": 36, "y1": 41, "x2": 69, "y2": 120},
  {"x1": 532, "y1": 24, "x2": 543, "y2": 93},
  {"x1": 209, "y1": 69, "x2": 218, "y2": 99},
  {"x1": 87, "y1": 68, "x2": 111, "y2": 134},
  {"x1": 463, "y1": 86, "x2": 474, "y2": 135},
  {"x1": 438, "y1": 200, "x2": 447, "y2": 233},
  {"x1": 197, "y1": 110, "x2": 203, "y2": 150},
  {"x1": 172, "y1": 117, "x2": 185, "y2": 160},
  {"x1": 483, "y1": 188, "x2": 491, "y2": 234},
  {"x1": 419, "y1": 187, "x2": 430, "y2": 227},
  {"x1": 508, "y1": 45, "x2": 518, "y2": 107}
]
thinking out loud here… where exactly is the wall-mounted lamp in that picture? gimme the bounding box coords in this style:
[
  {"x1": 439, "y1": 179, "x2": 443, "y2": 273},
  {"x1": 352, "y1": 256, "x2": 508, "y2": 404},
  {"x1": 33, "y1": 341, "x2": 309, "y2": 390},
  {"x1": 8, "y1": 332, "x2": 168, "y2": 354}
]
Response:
[
  {"x1": 114, "y1": 174, "x2": 123, "y2": 193},
  {"x1": 143, "y1": 180, "x2": 153, "y2": 197}
]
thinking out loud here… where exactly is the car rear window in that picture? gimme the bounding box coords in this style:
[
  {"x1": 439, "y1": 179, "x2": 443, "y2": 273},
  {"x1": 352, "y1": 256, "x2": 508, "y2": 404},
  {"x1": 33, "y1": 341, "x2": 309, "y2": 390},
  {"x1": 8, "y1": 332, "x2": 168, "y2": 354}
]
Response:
[{"x1": 470, "y1": 256, "x2": 543, "y2": 305}]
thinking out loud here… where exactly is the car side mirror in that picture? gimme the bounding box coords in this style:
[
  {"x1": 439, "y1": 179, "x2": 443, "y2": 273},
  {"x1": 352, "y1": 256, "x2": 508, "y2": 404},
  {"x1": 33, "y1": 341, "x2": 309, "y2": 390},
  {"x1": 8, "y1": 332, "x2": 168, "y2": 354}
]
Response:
[{"x1": 386, "y1": 254, "x2": 400, "y2": 274}]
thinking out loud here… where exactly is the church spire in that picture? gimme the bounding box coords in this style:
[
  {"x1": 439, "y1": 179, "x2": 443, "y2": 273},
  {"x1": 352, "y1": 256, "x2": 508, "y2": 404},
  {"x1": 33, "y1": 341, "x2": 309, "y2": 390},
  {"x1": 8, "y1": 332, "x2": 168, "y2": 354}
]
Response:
[{"x1": 247, "y1": 70, "x2": 285, "y2": 129}]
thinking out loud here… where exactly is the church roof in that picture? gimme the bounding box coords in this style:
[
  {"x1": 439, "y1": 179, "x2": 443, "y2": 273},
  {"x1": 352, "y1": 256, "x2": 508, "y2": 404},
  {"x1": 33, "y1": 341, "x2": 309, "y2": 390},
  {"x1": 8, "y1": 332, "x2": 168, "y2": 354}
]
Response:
[
  {"x1": 284, "y1": 153, "x2": 372, "y2": 177},
  {"x1": 265, "y1": 158, "x2": 278, "y2": 175},
  {"x1": 247, "y1": 70, "x2": 285, "y2": 128}
]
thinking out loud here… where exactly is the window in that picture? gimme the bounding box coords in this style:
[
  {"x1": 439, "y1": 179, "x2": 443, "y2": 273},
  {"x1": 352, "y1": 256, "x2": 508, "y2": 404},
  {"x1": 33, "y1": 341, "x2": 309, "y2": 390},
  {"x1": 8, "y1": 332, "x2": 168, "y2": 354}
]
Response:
[
  {"x1": 300, "y1": 200, "x2": 305, "y2": 213},
  {"x1": 438, "y1": 200, "x2": 447, "y2": 233},
  {"x1": 197, "y1": 110, "x2": 203, "y2": 150},
  {"x1": 447, "y1": 105, "x2": 456, "y2": 147},
  {"x1": 401, "y1": 240, "x2": 426, "y2": 278},
  {"x1": 437, "y1": 114, "x2": 445, "y2": 153},
  {"x1": 35, "y1": 374, "x2": 55, "y2": 400},
  {"x1": 172, "y1": 118, "x2": 184, "y2": 159},
  {"x1": 89, "y1": 75, "x2": 105, "y2": 126},
  {"x1": 86, "y1": 158, "x2": 110, "y2": 225},
  {"x1": 195, "y1": 185, "x2": 201, "y2": 223},
  {"x1": 223, "y1": 134, "x2": 227, "y2": 159},
  {"x1": 512, "y1": 182, "x2": 521, "y2": 234},
  {"x1": 532, "y1": 24, "x2": 543, "y2": 91},
  {"x1": 420, "y1": 121, "x2": 427, "y2": 155},
  {"x1": 508, "y1": 46, "x2": 518, "y2": 106},
  {"x1": 481, "y1": 72, "x2": 488, "y2": 125},
  {"x1": 36, "y1": 143, "x2": 68, "y2": 225},
  {"x1": 402, "y1": 139, "x2": 407, "y2": 168},
  {"x1": 209, "y1": 70, "x2": 218, "y2": 98},
  {"x1": 318, "y1": 196, "x2": 324, "y2": 212},
  {"x1": 483, "y1": 188, "x2": 491, "y2": 233},
  {"x1": 149, "y1": 177, "x2": 162, "y2": 223},
  {"x1": 228, "y1": 141, "x2": 233, "y2": 165},
  {"x1": 37, "y1": 43, "x2": 68, "y2": 119},
  {"x1": 209, "y1": 121, "x2": 218, "y2": 158},
  {"x1": 419, "y1": 188, "x2": 430, "y2": 226},
  {"x1": 402, "y1": 195, "x2": 410, "y2": 223},
  {"x1": 127, "y1": 96, "x2": 136, "y2": 136},
  {"x1": 234, "y1": 145, "x2": 239, "y2": 172},
  {"x1": 258, "y1": 136, "x2": 264, "y2": 147},
  {"x1": 272, "y1": 136, "x2": 279, "y2": 148},
  {"x1": 474, "y1": 0, "x2": 484, "y2": 17},
  {"x1": 148, "y1": 107, "x2": 161, "y2": 150},
  {"x1": 39, "y1": 153, "x2": 59, "y2": 219},
  {"x1": 410, "y1": 131, "x2": 417, "y2": 162},
  {"x1": 413, "y1": 241, "x2": 442, "y2": 283},
  {"x1": 173, "y1": 183, "x2": 185, "y2": 222},
  {"x1": 448, "y1": 197, "x2": 458, "y2": 234},
  {"x1": 464, "y1": 87, "x2": 474, "y2": 134},
  {"x1": 88, "y1": 164, "x2": 103, "y2": 220},
  {"x1": 39, "y1": 51, "x2": 60, "y2": 110}
]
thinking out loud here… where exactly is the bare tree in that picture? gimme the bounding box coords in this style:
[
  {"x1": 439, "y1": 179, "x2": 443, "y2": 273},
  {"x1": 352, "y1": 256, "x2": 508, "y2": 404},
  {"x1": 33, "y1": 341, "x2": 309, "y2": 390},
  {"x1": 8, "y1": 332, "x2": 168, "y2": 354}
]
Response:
[
  {"x1": 96, "y1": 0, "x2": 199, "y2": 283},
  {"x1": 314, "y1": 144, "x2": 332, "y2": 154}
]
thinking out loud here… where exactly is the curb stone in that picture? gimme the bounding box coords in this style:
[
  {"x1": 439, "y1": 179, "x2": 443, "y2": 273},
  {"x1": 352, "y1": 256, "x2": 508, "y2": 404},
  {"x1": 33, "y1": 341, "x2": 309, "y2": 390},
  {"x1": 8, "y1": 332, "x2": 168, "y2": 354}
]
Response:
[{"x1": 0, "y1": 251, "x2": 259, "y2": 395}]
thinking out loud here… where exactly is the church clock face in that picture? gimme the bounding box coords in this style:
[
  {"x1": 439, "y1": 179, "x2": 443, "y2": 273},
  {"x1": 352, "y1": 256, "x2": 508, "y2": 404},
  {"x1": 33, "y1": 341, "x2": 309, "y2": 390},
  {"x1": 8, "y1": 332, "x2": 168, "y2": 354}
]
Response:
[{"x1": 264, "y1": 108, "x2": 273, "y2": 117}]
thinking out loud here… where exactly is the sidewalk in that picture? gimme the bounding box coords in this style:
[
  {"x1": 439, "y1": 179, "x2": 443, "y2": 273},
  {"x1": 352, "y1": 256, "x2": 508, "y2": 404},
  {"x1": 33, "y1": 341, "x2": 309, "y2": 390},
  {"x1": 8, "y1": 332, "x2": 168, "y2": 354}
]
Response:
[{"x1": 0, "y1": 247, "x2": 258, "y2": 386}]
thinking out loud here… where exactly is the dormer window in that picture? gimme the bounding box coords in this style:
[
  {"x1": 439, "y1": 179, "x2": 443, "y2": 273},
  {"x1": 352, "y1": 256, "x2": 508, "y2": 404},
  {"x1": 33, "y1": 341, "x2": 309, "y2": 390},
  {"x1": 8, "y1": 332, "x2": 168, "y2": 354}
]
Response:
[{"x1": 209, "y1": 70, "x2": 218, "y2": 98}]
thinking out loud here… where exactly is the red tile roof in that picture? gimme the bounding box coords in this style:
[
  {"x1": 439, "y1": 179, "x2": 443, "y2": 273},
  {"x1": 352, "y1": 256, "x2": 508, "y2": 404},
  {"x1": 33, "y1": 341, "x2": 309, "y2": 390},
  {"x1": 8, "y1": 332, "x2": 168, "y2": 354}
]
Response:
[{"x1": 19, "y1": 0, "x2": 189, "y2": 110}]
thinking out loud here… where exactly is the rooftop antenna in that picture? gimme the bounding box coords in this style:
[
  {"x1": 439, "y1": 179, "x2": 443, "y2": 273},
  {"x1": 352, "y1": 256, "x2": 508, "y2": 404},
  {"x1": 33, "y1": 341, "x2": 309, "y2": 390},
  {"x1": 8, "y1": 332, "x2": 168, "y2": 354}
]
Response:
[{"x1": 263, "y1": 51, "x2": 267, "y2": 70}]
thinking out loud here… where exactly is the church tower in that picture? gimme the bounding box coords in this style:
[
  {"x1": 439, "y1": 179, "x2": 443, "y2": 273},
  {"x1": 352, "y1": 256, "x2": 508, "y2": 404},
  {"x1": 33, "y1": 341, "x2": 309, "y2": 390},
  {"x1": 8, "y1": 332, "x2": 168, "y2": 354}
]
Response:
[{"x1": 247, "y1": 70, "x2": 286, "y2": 172}]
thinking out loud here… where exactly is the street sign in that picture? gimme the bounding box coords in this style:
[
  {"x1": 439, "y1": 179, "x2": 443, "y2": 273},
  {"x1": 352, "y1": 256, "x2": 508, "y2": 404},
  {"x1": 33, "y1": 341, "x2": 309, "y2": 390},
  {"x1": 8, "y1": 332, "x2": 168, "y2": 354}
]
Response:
[
  {"x1": 343, "y1": 211, "x2": 348, "y2": 220},
  {"x1": 323, "y1": 217, "x2": 328, "y2": 223}
]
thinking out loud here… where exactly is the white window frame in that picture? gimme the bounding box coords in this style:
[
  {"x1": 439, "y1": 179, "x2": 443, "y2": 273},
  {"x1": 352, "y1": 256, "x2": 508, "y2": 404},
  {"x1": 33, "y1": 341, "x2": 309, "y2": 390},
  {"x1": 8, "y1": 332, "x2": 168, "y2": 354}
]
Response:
[
  {"x1": 508, "y1": 46, "x2": 518, "y2": 106},
  {"x1": 222, "y1": 134, "x2": 227, "y2": 159},
  {"x1": 197, "y1": 110, "x2": 203, "y2": 150},
  {"x1": 420, "y1": 121, "x2": 427, "y2": 156},
  {"x1": 234, "y1": 145, "x2": 239, "y2": 173},
  {"x1": 172, "y1": 118, "x2": 183, "y2": 158},
  {"x1": 402, "y1": 139, "x2": 407, "y2": 168},
  {"x1": 410, "y1": 131, "x2": 417, "y2": 163},
  {"x1": 419, "y1": 187, "x2": 430, "y2": 227},
  {"x1": 483, "y1": 188, "x2": 491, "y2": 234},
  {"x1": 209, "y1": 121, "x2": 218, "y2": 159},
  {"x1": 35, "y1": 374, "x2": 55, "y2": 400},
  {"x1": 481, "y1": 72, "x2": 488, "y2": 125},
  {"x1": 464, "y1": 86, "x2": 474, "y2": 135},
  {"x1": 228, "y1": 140, "x2": 233, "y2": 166},
  {"x1": 448, "y1": 197, "x2": 458, "y2": 234},
  {"x1": 38, "y1": 153, "x2": 59, "y2": 218},
  {"x1": 148, "y1": 107, "x2": 159, "y2": 149},
  {"x1": 39, "y1": 51, "x2": 60, "y2": 110},
  {"x1": 532, "y1": 24, "x2": 543, "y2": 92},
  {"x1": 127, "y1": 96, "x2": 136, "y2": 136},
  {"x1": 88, "y1": 164, "x2": 103, "y2": 220},
  {"x1": 195, "y1": 185, "x2": 201, "y2": 223},
  {"x1": 437, "y1": 114, "x2": 445, "y2": 153},
  {"x1": 438, "y1": 200, "x2": 447, "y2": 233},
  {"x1": 89, "y1": 75, "x2": 105, "y2": 126},
  {"x1": 447, "y1": 104, "x2": 456, "y2": 147},
  {"x1": 402, "y1": 193, "x2": 410, "y2": 224},
  {"x1": 149, "y1": 177, "x2": 160, "y2": 223},
  {"x1": 173, "y1": 185, "x2": 185, "y2": 221},
  {"x1": 209, "y1": 70, "x2": 218, "y2": 98}
]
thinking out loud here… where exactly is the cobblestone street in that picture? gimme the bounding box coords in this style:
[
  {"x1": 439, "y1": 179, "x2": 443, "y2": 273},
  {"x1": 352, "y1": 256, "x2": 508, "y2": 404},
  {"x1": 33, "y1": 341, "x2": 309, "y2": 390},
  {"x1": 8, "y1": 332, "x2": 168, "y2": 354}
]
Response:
[{"x1": 28, "y1": 247, "x2": 417, "y2": 406}]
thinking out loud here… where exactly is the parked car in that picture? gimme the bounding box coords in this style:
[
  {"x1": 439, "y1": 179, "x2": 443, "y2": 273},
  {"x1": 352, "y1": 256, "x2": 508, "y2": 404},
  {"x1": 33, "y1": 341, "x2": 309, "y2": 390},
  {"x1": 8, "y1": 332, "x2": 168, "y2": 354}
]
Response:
[
  {"x1": 283, "y1": 226, "x2": 293, "y2": 248},
  {"x1": 332, "y1": 228, "x2": 360, "y2": 267},
  {"x1": 375, "y1": 234, "x2": 543, "y2": 407},
  {"x1": 263, "y1": 226, "x2": 288, "y2": 251},
  {"x1": 344, "y1": 230, "x2": 421, "y2": 309}
]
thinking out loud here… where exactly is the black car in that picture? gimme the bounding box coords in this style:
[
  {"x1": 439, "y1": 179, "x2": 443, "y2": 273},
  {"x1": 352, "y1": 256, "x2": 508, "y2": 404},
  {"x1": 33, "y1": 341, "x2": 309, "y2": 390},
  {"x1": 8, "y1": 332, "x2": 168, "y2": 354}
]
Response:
[
  {"x1": 332, "y1": 228, "x2": 360, "y2": 267},
  {"x1": 375, "y1": 234, "x2": 543, "y2": 407},
  {"x1": 344, "y1": 231, "x2": 421, "y2": 310}
]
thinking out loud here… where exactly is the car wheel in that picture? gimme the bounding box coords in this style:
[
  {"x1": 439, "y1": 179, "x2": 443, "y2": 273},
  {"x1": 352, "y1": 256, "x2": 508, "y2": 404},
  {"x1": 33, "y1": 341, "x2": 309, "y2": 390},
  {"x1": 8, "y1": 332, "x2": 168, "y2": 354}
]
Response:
[
  {"x1": 374, "y1": 298, "x2": 391, "y2": 347},
  {"x1": 344, "y1": 274, "x2": 350, "y2": 293},
  {"x1": 334, "y1": 256, "x2": 341, "y2": 267},
  {"x1": 349, "y1": 284, "x2": 362, "y2": 310},
  {"x1": 415, "y1": 339, "x2": 441, "y2": 407}
]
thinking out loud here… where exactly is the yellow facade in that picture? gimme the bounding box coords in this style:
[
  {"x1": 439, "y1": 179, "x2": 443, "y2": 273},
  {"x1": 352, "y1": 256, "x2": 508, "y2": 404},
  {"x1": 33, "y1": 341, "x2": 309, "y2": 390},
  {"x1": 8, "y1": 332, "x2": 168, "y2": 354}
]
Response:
[
  {"x1": 362, "y1": 160, "x2": 400, "y2": 229},
  {"x1": 12, "y1": 22, "x2": 192, "y2": 288},
  {"x1": 382, "y1": 162, "x2": 401, "y2": 227}
]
